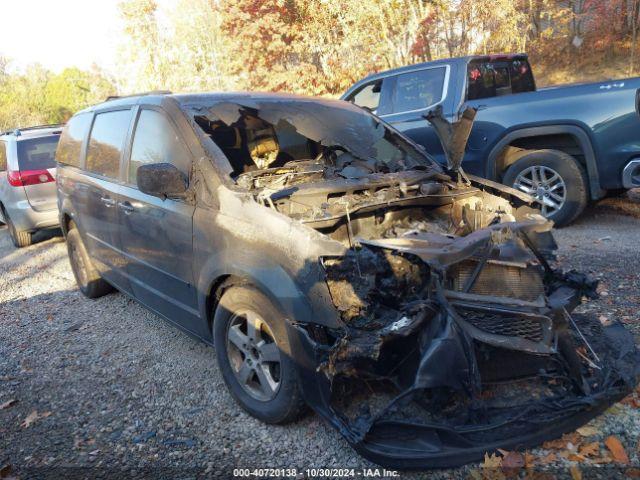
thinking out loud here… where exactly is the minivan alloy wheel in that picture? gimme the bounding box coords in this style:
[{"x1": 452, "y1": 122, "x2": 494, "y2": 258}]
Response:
[
  {"x1": 513, "y1": 165, "x2": 567, "y2": 217},
  {"x1": 226, "y1": 309, "x2": 281, "y2": 402}
]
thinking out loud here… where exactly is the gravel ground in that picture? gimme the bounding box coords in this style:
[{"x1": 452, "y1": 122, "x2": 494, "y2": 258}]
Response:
[{"x1": 1, "y1": 198, "x2": 639, "y2": 479}]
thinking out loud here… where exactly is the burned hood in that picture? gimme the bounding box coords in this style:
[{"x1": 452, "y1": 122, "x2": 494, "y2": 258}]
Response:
[{"x1": 357, "y1": 217, "x2": 551, "y2": 268}]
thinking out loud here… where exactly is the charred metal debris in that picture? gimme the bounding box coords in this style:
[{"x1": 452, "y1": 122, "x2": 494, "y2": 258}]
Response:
[{"x1": 189, "y1": 96, "x2": 639, "y2": 468}]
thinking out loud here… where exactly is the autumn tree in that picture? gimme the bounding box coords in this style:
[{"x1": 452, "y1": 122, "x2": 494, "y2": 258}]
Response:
[{"x1": 0, "y1": 63, "x2": 116, "y2": 130}]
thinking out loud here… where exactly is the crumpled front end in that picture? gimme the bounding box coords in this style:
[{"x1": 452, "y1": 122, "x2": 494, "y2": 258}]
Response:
[
  {"x1": 295, "y1": 219, "x2": 639, "y2": 469},
  {"x1": 187, "y1": 96, "x2": 639, "y2": 468}
]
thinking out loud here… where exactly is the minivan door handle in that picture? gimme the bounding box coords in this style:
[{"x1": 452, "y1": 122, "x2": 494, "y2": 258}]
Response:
[
  {"x1": 100, "y1": 196, "x2": 116, "y2": 207},
  {"x1": 118, "y1": 201, "x2": 135, "y2": 214}
]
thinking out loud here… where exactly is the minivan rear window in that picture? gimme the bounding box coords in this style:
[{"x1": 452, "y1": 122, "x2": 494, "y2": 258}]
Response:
[
  {"x1": 86, "y1": 110, "x2": 131, "y2": 179},
  {"x1": 57, "y1": 113, "x2": 92, "y2": 167},
  {"x1": 17, "y1": 136, "x2": 60, "y2": 171}
]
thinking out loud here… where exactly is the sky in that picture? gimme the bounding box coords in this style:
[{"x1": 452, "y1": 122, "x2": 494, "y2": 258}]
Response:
[{"x1": 0, "y1": 0, "x2": 173, "y2": 74}]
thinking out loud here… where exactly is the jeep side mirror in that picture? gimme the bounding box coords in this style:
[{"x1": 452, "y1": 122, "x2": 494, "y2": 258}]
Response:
[{"x1": 137, "y1": 163, "x2": 187, "y2": 199}]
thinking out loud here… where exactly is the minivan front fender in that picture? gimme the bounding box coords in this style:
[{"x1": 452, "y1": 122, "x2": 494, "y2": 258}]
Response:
[{"x1": 193, "y1": 204, "x2": 345, "y2": 343}]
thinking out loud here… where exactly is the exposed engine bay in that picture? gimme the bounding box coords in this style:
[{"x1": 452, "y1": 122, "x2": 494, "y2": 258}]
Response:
[{"x1": 189, "y1": 95, "x2": 639, "y2": 468}]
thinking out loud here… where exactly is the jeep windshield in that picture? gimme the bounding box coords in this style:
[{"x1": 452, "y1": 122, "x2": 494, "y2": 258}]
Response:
[{"x1": 190, "y1": 96, "x2": 439, "y2": 187}]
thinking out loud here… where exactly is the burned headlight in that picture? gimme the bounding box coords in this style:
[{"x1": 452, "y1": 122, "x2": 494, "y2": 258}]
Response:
[{"x1": 322, "y1": 247, "x2": 430, "y2": 328}]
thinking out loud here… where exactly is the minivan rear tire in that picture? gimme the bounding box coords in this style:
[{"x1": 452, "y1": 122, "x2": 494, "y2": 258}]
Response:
[
  {"x1": 3, "y1": 207, "x2": 32, "y2": 248},
  {"x1": 213, "y1": 285, "x2": 307, "y2": 424},
  {"x1": 66, "y1": 227, "x2": 113, "y2": 298}
]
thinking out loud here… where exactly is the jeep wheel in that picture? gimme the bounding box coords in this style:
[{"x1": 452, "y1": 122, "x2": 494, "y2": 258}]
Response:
[
  {"x1": 66, "y1": 227, "x2": 113, "y2": 298},
  {"x1": 503, "y1": 149, "x2": 588, "y2": 227},
  {"x1": 3, "y1": 208, "x2": 32, "y2": 248},
  {"x1": 213, "y1": 285, "x2": 306, "y2": 424}
]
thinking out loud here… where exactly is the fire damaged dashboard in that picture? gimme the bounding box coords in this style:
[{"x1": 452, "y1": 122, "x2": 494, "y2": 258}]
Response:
[{"x1": 185, "y1": 94, "x2": 640, "y2": 469}]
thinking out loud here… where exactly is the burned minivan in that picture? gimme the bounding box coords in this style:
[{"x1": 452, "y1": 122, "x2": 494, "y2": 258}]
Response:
[{"x1": 57, "y1": 92, "x2": 639, "y2": 468}]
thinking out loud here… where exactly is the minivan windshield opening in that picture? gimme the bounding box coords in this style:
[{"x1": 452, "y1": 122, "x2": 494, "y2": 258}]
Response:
[
  {"x1": 17, "y1": 135, "x2": 60, "y2": 170},
  {"x1": 191, "y1": 99, "x2": 437, "y2": 182}
]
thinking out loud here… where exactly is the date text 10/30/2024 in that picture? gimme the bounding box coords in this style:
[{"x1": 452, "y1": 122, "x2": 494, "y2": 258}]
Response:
[{"x1": 233, "y1": 468, "x2": 400, "y2": 477}]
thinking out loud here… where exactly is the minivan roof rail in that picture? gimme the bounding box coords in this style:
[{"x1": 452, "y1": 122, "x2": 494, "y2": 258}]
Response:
[
  {"x1": 105, "y1": 90, "x2": 172, "y2": 102},
  {"x1": 1, "y1": 124, "x2": 64, "y2": 137}
]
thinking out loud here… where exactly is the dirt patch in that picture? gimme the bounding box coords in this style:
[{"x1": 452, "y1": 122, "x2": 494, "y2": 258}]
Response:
[{"x1": 593, "y1": 189, "x2": 640, "y2": 218}]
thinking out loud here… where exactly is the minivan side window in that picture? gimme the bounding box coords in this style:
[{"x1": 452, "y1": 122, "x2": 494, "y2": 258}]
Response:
[
  {"x1": 86, "y1": 110, "x2": 131, "y2": 179},
  {"x1": 0, "y1": 141, "x2": 6, "y2": 171},
  {"x1": 57, "y1": 113, "x2": 92, "y2": 167},
  {"x1": 389, "y1": 67, "x2": 446, "y2": 114},
  {"x1": 128, "y1": 109, "x2": 191, "y2": 185}
]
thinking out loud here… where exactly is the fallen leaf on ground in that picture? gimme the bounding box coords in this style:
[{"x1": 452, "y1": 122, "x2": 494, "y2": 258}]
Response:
[
  {"x1": 620, "y1": 394, "x2": 640, "y2": 408},
  {"x1": 625, "y1": 469, "x2": 640, "y2": 478},
  {"x1": 566, "y1": 453, "x2": 586, "y2": 462},
  {"x1": 523, "y1": 452, "x2": 535, "y2": 468},
  {"x1": 20, "y1": 410, "x2": 51, "y2": 428},
  {"x1": 482, "y1": 452, "x2": 502, "y2": 468},
  {"x1": 538, "y1": 452, "x2": 557, "y2": 464},
  {"x1": 579, "y1": 441, "x2": 600, "y2": 457},
  {"x1": 576, "y1": 426, "x2": 599, "y2": 437},
  {"x1": 591, "y1": 455, "x2": 613, "y2": 464},
  {"x1": 0, "y1": 399, "x2": 17, "y2": 410},
  {"x1": 605, "y1": 435, "x2": 629, "y2": 464},
  {"x1": 543, "y1": 433, "x2": 580, "y2": 450},
  {"x1": 468, "y1": 469, "x2": 482, "y2": 480},
  {"x1": 21, "y1": 410, "x2": 39, "y2": 428},
  {"x1": 0, "y1": 464, "x2": 12, "y2": 478},
  {"x1": 570, "y1": 465, "x2": 582, "y2": 480},
  {"x1": 500, "y1": 450, "x2": 524, "y2": 469}
]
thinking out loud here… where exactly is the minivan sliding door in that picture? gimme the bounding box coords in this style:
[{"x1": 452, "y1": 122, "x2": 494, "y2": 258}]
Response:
[{"x1": 78, "y1": 108, "x2": 133, "y2": 292}]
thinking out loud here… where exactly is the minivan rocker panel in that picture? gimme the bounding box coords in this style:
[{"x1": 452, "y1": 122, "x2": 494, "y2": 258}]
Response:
[{"x1": 56, "y1": 92, "x2": 639, "y2": 469}]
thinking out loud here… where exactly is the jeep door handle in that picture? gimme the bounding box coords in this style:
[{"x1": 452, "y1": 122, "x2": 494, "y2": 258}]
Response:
[
  {"x1": 100, "y1": 196, "x2": 116, "y2": 207},
  {"x1": 118, "y1": 201, "x2": 135, "y2": 214}
]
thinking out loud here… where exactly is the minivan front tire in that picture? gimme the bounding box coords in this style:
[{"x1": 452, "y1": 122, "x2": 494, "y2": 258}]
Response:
[
  {"x1": 213, "y1": 285, "x2": 306, "y2": 424},
  {"x1": 66, "y1": 227, "x2": 113, "y2": 298}
]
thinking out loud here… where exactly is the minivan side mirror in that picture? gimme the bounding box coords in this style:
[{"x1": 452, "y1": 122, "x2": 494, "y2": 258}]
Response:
[{"x1": 137, "y1": 163, "x2": 188, "y2": 199}]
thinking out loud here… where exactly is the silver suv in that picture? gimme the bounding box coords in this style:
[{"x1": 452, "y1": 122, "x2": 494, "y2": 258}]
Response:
[{"x1": 0, "y1": 125, "x2": 62, "y2": 247}]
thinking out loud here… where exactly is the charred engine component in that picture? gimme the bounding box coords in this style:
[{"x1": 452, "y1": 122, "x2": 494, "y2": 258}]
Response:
[
  {"x1": 449, "y1": 259, "x2": 544, "y2": 301},
  {"x1": 323, "y1": 247, "x2": 430, "y2": 328},
  {"x1": 425, "y1": 105, "x2": 477, "y2": 173}
]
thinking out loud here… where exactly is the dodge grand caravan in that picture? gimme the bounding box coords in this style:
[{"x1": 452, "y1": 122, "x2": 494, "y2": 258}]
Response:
[{"x1": 56, "y1": 92, "x2": 638, "y2": 469}]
